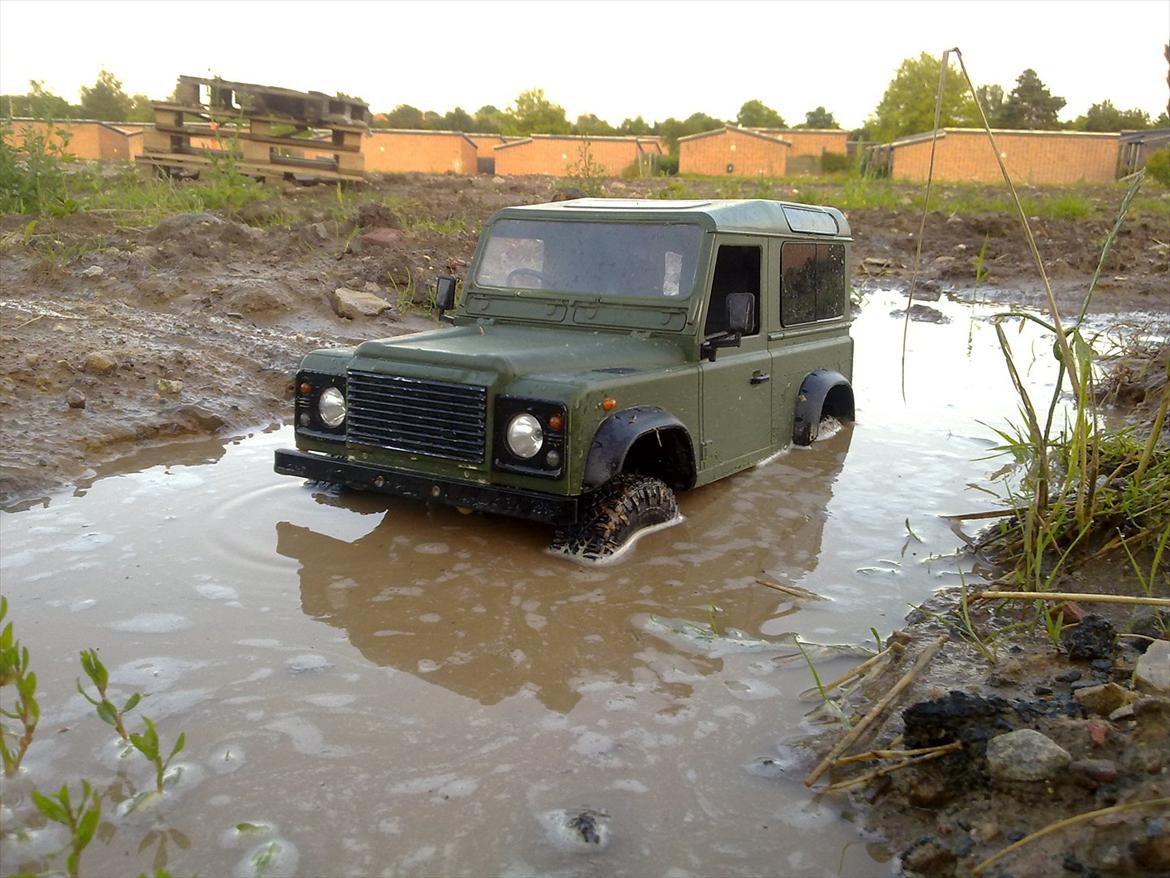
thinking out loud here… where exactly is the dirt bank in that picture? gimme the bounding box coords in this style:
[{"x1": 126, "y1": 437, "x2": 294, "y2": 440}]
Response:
[{"x1": 1, "y1": 173, "x2": 1167, "y2": 507}]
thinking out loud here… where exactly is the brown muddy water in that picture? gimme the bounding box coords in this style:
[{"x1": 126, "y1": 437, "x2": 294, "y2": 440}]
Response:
[{"x1": 0, "y1": 292, "x2": 1115, "y2": 877}]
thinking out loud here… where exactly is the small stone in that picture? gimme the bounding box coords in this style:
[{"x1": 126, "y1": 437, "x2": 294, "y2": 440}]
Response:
[
  {"x1": 65, "y1": 387, "x2": 86, "y2": 409},
  {"x1": 1063, "y1": 614, "x2": 1115, "y2": 661},
  {"x1": 329, "y1": 287, "x2": 391, "y2": 319},
  {"x1": 1090, "y1": 658, "x2": 1114, "y2": 673},
  {"x1": 1133, "y1": 818, "x2": 1170, "y2": 870},
  {"x1": 79, "y1": 264, "x2": 104, "y2": 278},
  {"x1": 1006, "y1": 830, "x2": 1026, "y2": 842},
  {"x1": 901, "y1": 837, "x2": 956, "y2": 876},
  {"x1": 1062, "y1": 853, "x2": 1085, "y2": 872},
  {"x1": 1108, "y1": 703, "x2": 1135, "y2": 721},
  {"x1": 1074, "y1": 682, "x2": 1132, "y2": 716},
  {"x1": 1135, "y1": 640, "x2": 1170, "y2": 693},
  {"x1": 1086, "y1": 719, "x2": 1110, "y2": 747},
  {"x1": 1034, "y1": 685, "x2": 1054, "y2": 696},
  {"x1": 157, "y1": 378, "x2": 183, "y2": 395},
  {"x1": 905, "y1": 772, "x2": 952, "y2": 808},
  {"x1": 986, "y1": 729, "x2": 1071, "y2": 782},
  {"x1": 1069, "y1": 758, "x2": 1119, "y2": 787},
  {"x1": 84, "y1": 350, "x2": 119, "y2": 374},
  {"x1": 1055, "y1": 669, "x2": 1083, "y2": 683},
  {"x1": 359, "y1": 227, "x2": 407, "y2": 249}
]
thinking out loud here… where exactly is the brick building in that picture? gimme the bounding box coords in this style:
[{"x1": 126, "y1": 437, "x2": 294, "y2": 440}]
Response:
[
  {"x1": 877, "y1": 128, "x2": 1121, "y2": 185},
  {"x1": 749, "y1": 128, "x2": 849, "y2": 173},
  {"x1": 362, "y1": 129, "x2": 477, "y2": 174},
  {"x1": 4, "y1": 119, "x2": 143, "y2": 161},
  {"x1": 677, "y1": 127, "x2": 791, "y2": 177},
  {"x1": 493, "y1": 134, "x2": 664, "y2": 177}
]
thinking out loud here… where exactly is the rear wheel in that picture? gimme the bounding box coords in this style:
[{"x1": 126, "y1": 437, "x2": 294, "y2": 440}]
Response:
[{"x1": 552, "y1": 475, "x2": 679, "y2": 561}]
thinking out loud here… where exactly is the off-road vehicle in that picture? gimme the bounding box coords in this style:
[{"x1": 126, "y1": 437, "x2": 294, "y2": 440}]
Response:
[{"x1": 275, "y1": 198, "x2": 855, "y2": 558}]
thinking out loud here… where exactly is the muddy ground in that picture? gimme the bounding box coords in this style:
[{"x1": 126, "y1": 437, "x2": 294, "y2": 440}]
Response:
[{"x1": 1, "y1": 172, "x2": 1167, "y2": 507}]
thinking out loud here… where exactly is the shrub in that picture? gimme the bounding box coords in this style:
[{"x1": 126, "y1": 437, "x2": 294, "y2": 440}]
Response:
[
  {"x1": 1145, "y1": 147, "x2": 1170, "y2": 187},
  {"x1": 821, "y1": 151, "x2": 851, "y2": 173},
  {"x1": 656, "y1": 154, "x2": 679, "y2": 176},
  {"x1": 0, "y1": 122, "x2": 80, "y2": 215}
]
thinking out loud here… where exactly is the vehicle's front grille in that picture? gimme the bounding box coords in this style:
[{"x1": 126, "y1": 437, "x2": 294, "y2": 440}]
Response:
[{"x1": 346, "y1": 370, "x2": 487, "y2": 463}]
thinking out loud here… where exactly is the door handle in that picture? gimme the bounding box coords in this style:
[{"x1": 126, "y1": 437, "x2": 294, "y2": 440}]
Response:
[{"x1": 750, "y1": 371, "x2": 770, "y2": 384}]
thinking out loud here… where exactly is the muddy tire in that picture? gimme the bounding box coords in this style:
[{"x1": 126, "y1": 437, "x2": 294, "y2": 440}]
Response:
[{"x1": 552, "y1": 475, "x2": 678, "y2": 560}]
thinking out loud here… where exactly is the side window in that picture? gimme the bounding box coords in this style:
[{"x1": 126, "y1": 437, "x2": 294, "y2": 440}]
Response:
[
  {"x1": 781, "y1": 242, "x2": 846, "y2": 326},
  {"x1": 704, "y1": 245, "x2": 761, "y2": 337}
]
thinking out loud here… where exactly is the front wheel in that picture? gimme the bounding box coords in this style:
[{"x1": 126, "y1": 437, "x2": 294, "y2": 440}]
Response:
[{"x1": 552, "y1": 475, "x2": 679, "y2": 561}]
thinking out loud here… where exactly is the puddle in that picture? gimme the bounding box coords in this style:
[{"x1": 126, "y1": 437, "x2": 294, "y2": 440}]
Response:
[{"x1": 0, "y1": 292, "x2": 1079, "y2": 876}]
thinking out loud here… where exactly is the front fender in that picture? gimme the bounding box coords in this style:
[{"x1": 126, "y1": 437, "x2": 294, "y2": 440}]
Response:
[
  {"x1": 582, "y1": 406, "x2": 694, "y2": 491},
  {"x1": 793, "y1": 370, "x2": 853, "y2": 446}
]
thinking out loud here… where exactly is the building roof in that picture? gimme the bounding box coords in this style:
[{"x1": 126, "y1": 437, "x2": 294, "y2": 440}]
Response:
[
  {"x1": 367, "y1": 128, "x2": 477, "y2": 147},
  {"x1": 676, "y1": 126, "x2": 792, "y2": 147},
  {"x1": 494, "y1": 133, "x2": 663, "y2": 152},
  {"x1": 491, "y1": 198, "x2": 850, "y2": 237},
  {"x1": 884, "y1": 127, "x2": 1122, "y2": 148},
  {"x1": 749, "y1": 128, "x2": 847, "y2": 136}
]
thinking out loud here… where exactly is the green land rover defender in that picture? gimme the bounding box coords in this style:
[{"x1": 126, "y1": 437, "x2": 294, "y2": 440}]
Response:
[{"x1": 275, "y1": 198, "x2": 855, "y2": 558}]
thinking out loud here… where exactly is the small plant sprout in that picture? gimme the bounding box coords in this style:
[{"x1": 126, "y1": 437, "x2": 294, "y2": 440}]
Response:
[
  {"x1": 77, "y1": 648, "x2": 141, "y2": 741},
  {"x1": 30, "y1": 780, "x2": 102, "y2": 878},
  {"x1": 0, "y1": 596, "x2": 40, "y2": 776},
  {"x1": 130, "y1": 717, "x2": 186, "y2": 794}
]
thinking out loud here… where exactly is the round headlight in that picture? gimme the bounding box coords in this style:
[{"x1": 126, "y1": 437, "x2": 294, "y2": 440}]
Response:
[
  {"x1": 318, "y1": 387, "x2": 346, "y2": 427},
  {"x1": 506, "y1": 413, "x2": 543, "y2": 459}
]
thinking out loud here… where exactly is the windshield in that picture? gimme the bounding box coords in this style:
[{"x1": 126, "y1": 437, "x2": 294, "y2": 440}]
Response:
[{"x1": 475, "y1": 219, "x2": 704, "y2": 299}]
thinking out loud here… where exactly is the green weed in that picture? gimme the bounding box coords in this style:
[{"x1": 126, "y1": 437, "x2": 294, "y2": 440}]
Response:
[
  {"x1": 0, "y1": 120, "x2": 80, "y2": 215},
  {"x1": 0, "y1": 595, "x2": 39, "y2": 776},
  {"x1": 129, "y1": 716, "x2": 186, "y2": 795},
  {"x1": 78, "y1": 648, "x2": 141, "y2": 741},
  {"x1": 31, "y1": 780, "x2": 102, "y2": 878}
]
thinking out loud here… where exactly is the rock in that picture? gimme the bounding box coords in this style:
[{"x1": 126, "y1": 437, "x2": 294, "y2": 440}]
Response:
[
  {"x1": 891, "y1": 304, "x2": 950, "y2": 324},
  {"x1": 539, "y1": 808, "x2": 610, "y2": 851},
  {"x1": 1069, "y1": 758, "x2": 1119, "y2": 787},
  {"x1": 1086, "y1": 718, "x2": 1110, "y2": 747},
  {"x1": 986, "y1": 728, "x2": 1071, "y2": 782},
  {"x1": 1074, "y1": 682, "x2": 1132, "y2": 716},
  {"x1": 218, "y1": 221, "x2": 265, "y2": 245},
  {"x1": 1063, "y1": 614, "x2": 1116, "y2": 661},
  {"x1": 354, "y1": 202, "x2": 400, "y2": 229},
  {"x1": 1135, "y1": 639, "x2": 1170, "y2": 693},
  {"x1": 904, "y1": 771, "x2": 952, "y2": 807},
  {"x1": 1132, "y1": 818, "x2": 1170, "y2": 870},
  {"x1": 65, "y1": 387, "x2": 86, "y2": 409},
  {"x1": 901, "y1": 837, "x2": 956, "y2": 877},
  {"x1": 903, "y1": 691, "x2": 1012, "y2": 758},
  {"x1": 84, "y1": 350, "x2": 119, "y2": 375},
  {"x1": 157, "y1": 378, "x2": 183, "y2": 395},
  {"x1": 862, "y1": 256, "x2": 893, "y2": 270},
  {"x1": 551, "y1": 187, "x2": 588, "y2": 202},
  {"x1": 176, "y1": 405, "x2": 225, "y2": 432},
  {"x1": 1129, "y1": 610, "x2": 1170, "y2": 647},
  {"x1": 79, "y1": 265, "x2": 104, "y2": 278},
  {"x1": 147, "y1": 212, "x2": 222, "y2": 241},
  {"x1": 1055, "y1": 669, "x2": 1083, "y2": 683},
  {"x1": 329, "y1": 287, "x2": 391, "y2": 319},
  {"x1": 1108, "y1": 703, "x2": 1135, "y2": 721},
  {"x1": 359, "y1": 227, "x2": 407, "y2": 250}
]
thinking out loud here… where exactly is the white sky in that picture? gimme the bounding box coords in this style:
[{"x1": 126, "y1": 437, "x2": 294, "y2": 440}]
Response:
[{"x1": 1, "y1": 0, "x2": 1167, "y2": 128}]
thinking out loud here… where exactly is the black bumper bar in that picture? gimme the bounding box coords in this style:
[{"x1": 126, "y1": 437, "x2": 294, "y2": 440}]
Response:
[{"x1": 274, "y1": 448, "x2": 579, "y2": 526}]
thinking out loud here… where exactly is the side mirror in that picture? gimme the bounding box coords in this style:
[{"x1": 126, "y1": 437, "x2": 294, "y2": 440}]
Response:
[
  {"x1": 435, "y1": 276, "x2": 457, "y2": 322},
  {"x1": 726, "y1": 292, "x2": 754, "y2": 336}
]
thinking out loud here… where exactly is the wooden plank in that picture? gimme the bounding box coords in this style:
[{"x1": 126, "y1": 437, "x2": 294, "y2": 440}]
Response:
[
  {"x1": 153, "y1": 123, "x2": 360, "y2": 153},
  {"x1": 135, "y1": 152, "x2": 363, "y2": 181}
]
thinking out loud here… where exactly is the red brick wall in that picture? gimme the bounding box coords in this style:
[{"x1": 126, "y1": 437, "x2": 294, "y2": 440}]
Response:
[
  {"x1": 752, "y1": 129, "x2": 848, "y2": 159},
  {"x1": 494, "y1": 137, "x2": 661, "y2": 177},
  {"x1": 362, "y1": 130, "x2": 476, "y2": 174},
  {"x1": 678, "y1": 129, "x2": 789, "y2": 176},
  {"x1": 893, "y1": 130, "x2": 1120, "y2": 184},
  {"x1": 6, "y1": 121, "x2": 104, "y2": 160}
]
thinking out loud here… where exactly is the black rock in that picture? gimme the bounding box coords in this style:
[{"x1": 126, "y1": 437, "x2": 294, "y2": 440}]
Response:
[
  {"x1": 1063, "y1": 853, "x2": 1085, "y2": 872},
  {"x1": 1090, "y1": 658, "x2": 1114, "y2": 673},
  {"x1": 1055, "y1": 669, "x2": 1083, "y2": 683},
  {"x1": 1063, "y1": 614, "x2": 1116, "y2": 662},
  {"x1": 1007, "y1": 830, "x2": 1026, "y2": 842},
  {"x1": 1034, "y1": 685, "x2": 1054, "y2": 696}
]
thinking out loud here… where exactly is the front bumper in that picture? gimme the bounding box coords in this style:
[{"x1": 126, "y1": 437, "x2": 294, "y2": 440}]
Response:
[{"x1": 274, "y1": 448, "x2": 579, "y2": 525}]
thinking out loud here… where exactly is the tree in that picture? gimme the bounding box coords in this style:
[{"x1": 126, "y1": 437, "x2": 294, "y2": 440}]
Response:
[
  {"x1": 618, "y1": 116, "x2": 653, "y2": 135},
  {"x1": 574, "y1": 113, "x2": 616, "y2": 136},
  {"x1": 866, "y1": 52, "x2": 979, "y2": 143},
  {"x1": 440, "y1": 107, "x2": 474, "y2": 132},
  {"x1": 510, "y1": 89, "x2": 570, "y2": 135},
  {"x1": 736, "y1": 99, "x2": 785, "y2": 129},
  {"x1": 997, "y1": 69, "x2": 1065, "y2": 129},
  {"x1": 1, "y1": 81, "x2": 76, "y2": 119},
  {"x1": 1072, "y1": 100, "x2": 1152, "y2": 132},
  {"x1": 975, "y1": 84, "x2": 1005, "y2": 125},
  {"x1": 655, "y1": 112, "x2": 726, "y2": 151},
  {"x1": 799, "y1": 106, "x2": 839, "y2": 129},
  {"x1": 79, "y1": 69, "x2": 133, "y2": 121},
  {"x1": 471, "y1": 104, "x2": 513, "y2": 134},
  {"x1": 127, "y1": 94, "x2": 155, "y2": 123},
  {"x1": 382, "y1": 104, "x2": 426, "y2": 129}
]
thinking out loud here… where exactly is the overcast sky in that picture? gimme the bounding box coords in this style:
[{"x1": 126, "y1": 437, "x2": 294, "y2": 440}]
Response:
[{"x1": 1, "y1": 0, "x2": 1166, "y2": 128}]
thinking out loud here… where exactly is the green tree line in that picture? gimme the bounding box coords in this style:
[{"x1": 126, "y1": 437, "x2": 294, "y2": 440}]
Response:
[{"x1": 5, "y1": 54, "x2": 1167, "y2": 146}]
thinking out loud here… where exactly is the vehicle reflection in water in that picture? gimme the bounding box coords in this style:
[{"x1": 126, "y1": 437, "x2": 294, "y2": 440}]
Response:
[{"x1": 276, "y1": 428, "x2": 853, "y2": 715}]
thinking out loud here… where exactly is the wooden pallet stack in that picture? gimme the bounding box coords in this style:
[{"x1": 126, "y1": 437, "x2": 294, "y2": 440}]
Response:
[{"x1": 137, "y1": 75, "x2": 370, "y2": 182}]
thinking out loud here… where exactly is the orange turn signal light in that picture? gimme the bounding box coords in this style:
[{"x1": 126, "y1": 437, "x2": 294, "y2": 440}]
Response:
[
  {"x1": 602, "y1": 398, "x2": 617, "y2": 412},
  {"x1": 548, "y1": 414, "x2": 564, "y2": 431},
  {"x1": 299, "y1": 382, "x2": 313, "y2": 395}
]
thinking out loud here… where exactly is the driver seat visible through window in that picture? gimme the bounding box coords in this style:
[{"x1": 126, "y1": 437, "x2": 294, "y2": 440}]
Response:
[{"x1": 704, "y1": 245, "x2": 761, "y2": 336}]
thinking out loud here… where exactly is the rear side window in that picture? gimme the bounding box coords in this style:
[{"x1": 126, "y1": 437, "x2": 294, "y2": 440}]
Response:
[{"x1": 781, "y1": 242, "x2": 847, "y2": 326}]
